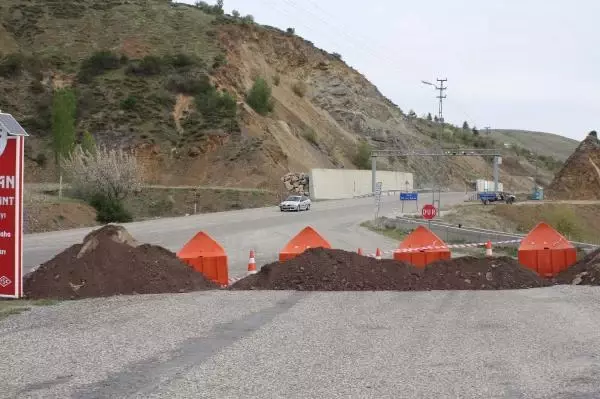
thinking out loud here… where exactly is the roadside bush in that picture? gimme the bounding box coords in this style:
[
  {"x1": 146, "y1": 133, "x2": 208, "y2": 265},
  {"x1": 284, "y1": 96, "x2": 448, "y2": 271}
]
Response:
[
  {"x1": 78, "y1": 50, "x2": 120, "y2": 81},
  {"x1": 0, "y1": 53, "x2": 25, "y2": 77},
  {"x1": 90, "y1": 193, "x2": 133, "y2": 223},
  {"x1": 246, "y1": 77, "x2": 274, "y2": 115},
  {"x1": 292, "y1": 81, "x2": 307, "y2": 97},
  {"x1": 353, "y1": 141, "x2": 372, "y2": 170},
  {"x1": 63, "y1": 145, "x2": 142, "y2": 202}
]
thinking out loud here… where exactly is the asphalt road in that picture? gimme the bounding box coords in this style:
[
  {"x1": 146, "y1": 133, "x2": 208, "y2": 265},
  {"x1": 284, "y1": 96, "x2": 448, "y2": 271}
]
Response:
[
  {"x1": 23, "y1": 192, "x2": 469, "y2": 277},
  {"x1": 2, "y1": 286, "x2": 600, "y2": 398}
]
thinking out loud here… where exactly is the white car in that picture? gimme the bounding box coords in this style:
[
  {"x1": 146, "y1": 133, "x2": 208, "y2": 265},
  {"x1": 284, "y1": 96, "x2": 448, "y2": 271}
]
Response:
[{"x1": 279, "y1": 195, "x2": 311, "y2": 212}]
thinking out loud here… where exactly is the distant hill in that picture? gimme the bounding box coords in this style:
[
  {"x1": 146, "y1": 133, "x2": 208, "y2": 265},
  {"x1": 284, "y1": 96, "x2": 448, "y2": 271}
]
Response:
[{"x1": 488, "y1": 129, "x2": 578, "y2": 161}]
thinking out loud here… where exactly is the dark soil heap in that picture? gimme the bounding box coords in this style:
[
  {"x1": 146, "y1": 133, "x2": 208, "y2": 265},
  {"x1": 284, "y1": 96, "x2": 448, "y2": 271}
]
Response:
[
  {"x1": 230, "y1": 248, "x2": 550, "y2": 291},
  {"x1": 24, "y1": 225, "x2": 218, "y2": 299},
  {"x1": 420, "y1": 256, "x2": 551, "y2": 290},
  {"x1": 230, "y1": 248, "x2": 422, "y2": 291},
  {"x1": 554, "y1": 248, "x2": 600, "y2": 285}
]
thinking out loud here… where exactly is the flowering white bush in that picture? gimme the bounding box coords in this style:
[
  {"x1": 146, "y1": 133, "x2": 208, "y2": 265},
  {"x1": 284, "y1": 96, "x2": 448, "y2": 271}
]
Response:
[{"x1": 63, "y1": 145, "x2": 142, "y2": 201}]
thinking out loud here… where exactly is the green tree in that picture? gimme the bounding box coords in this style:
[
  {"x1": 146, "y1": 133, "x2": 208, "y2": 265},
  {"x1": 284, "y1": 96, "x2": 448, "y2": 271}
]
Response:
[
  {"x1": 426, "y1": 113, "x2": 432, "y2": 121},
  {"x1": 246, "y1": 77, "x2": 274, "y2": 115},
  {"x1": 51, "y1": 88, "x2": 77, "y2": 172},
  {"x1": 462, "y1": 121, "x2": 469, "y2": 130},
  {"x1": 81, "y1": 130, "x2": 97, "y2": 155},
  {"x1": 232, "y1": 9, "x2": 240, "y2": 18},
  {"x1": 353, "y1": 141, "x2": 372, "y2": 170},
  {"x1": 472, "y1": 126, "x2": 479, "y2": 136}
]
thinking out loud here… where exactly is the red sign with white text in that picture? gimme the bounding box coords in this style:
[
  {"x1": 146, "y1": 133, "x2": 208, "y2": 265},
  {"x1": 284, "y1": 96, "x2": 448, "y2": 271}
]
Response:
[
  {"x1": 0, "y1": 136, "x2": 24, "y2": 298},
  {"x1": 421, "y1": 204, "x2": 437, "y2": 220}
]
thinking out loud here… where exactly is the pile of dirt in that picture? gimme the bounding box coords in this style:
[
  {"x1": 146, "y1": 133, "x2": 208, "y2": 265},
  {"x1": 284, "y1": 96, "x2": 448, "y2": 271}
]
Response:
[
  {"x1": 24, "y1": 225, "x2": 218, "y2": 299},
  {"x1": 554, "y1": 248, "x2": 600, "y2": 285},
  {"x1": 230, "y1": 248, "x2": 422, "y2": 291},
  {"x1": 419, "y1": 256, "x2": 551, "y2": 290},
  {"x1": 230, "y1": 248, "x2": 550, "y2": 291},
  {"x1": 547, "y1": 132, "x2": 600, "y2": 200}
]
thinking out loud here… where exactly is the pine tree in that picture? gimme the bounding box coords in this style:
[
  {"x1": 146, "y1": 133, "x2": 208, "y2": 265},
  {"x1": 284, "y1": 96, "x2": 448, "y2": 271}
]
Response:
[
  {"x1": 462, "y1": 121, "x2": 469, "y2": 130},
  {"x1": 51, "y1": 88, "x2": 77, "y2": 172}
]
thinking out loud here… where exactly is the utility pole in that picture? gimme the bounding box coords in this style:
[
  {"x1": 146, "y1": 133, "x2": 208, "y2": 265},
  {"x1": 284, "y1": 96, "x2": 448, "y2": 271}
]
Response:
[
  {"x1": 484, "y1": 126, "x2": 491, "y2": 135},
  {"x1": 421, "y1": 78, "x2": 447, "y2": 210}
]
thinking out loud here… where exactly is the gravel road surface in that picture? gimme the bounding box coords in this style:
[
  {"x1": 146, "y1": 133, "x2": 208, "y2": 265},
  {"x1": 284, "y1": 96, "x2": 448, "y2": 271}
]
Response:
[
  {"x1": 24, "y1": 193, "x2": 468, "y2": 278},
  {"x1": 2, "y1": 286, "x2": 600, "y2": 398}
]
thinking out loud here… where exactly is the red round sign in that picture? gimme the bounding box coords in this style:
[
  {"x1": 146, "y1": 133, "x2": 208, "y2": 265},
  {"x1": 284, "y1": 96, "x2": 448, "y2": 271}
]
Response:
[{"x1": 421, "y1": 204, "x2": 437, "y2": 220}]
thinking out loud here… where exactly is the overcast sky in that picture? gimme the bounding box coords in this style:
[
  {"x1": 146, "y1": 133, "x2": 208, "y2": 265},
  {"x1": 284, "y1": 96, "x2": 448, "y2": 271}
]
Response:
[{"x1": 182, "y1": 0, "x2": 599, "y2": 141}]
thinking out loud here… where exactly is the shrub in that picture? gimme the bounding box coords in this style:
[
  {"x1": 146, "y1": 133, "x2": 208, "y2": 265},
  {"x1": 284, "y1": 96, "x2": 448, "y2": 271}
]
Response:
[
  {"x1": 34, "y1": 153, "x2": 48, "y2": 167},
  {"x1": 164, "y1": 53, "x2": 198, "y2": 69},
  {"x1": 232, "y1": 9, "x2": 240, "y2": 18},
  {"x1": 241, "y1": 14, "x2": 254, "y2": 24},
  {"x1": 353, "y1": 141, "x2": 372, "y2": 170},
  {"x1": 166, "y1": 74, "x2": 212, "y2": 95},
  {"x1": 0, "y1": 54, "x2": 25, "y2": 77},
  {"x1": 195, "y1": 88, "x2": 237, "y2": 128},
  {"x1": 212, "y1": 53, "x2": 226, "y2": 69},
  {"x1": 126, "y1": 55, "x2": 163, "y2": 76},
  {"x1": 292, "y1": 81, "x2": 307, "y2": 97},
  {"x1": 81, "y1": 130, "x2": 97, "y2": 155},
  {"x1": 78, "y1": 50, "x2": 120, "y2": 81},
  {"x1": 331, "y1": 52, "x2": 342, "y2": 60},
  {"x1": 246, "y1": 77, "x2": 273, "y2": 115},
  {"x1": 63, "y1": 145, "x2": 142, "y2": 202},
  {"x1": 120, "y1": 95, "x2": 138, "y2": 110},
  {"x1": 273, "y1": 75, "x2": 280, "y2": 86},
  {"x1": 303, "y1": 128, "x2": 318, "y2": 146},
  {"x1": 286, "y1": 27, "x2": 295, "y2": 35},
  {"x1": 90, "y1": 193, "x2": 133, "y2": 223}
]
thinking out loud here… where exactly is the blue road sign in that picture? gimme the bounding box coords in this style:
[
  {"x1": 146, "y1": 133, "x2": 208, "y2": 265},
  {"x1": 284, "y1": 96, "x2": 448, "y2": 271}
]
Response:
[{"x1": 400, "y1": 192, "x2": 418, "y2": 201}]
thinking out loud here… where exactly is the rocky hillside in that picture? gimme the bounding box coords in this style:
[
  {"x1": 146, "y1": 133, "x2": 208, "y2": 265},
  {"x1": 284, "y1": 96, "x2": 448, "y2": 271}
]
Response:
[
  {"x1": 547, "y1": 132, "x2": 600, "y2": 200},
  {"x1": 0, "y1": 0, "x2": 562, "y2": 192}
]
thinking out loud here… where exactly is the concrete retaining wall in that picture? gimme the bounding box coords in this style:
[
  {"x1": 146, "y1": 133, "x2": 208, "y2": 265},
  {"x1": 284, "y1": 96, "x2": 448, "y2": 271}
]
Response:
[{"x1": 309, "y1": 168, "x2": 414, "y2": 200}]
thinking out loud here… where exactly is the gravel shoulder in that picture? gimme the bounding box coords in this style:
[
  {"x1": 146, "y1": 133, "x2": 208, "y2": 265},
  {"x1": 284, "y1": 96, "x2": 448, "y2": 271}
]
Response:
[{"x1": 2, "y1": 287, "x2": 600, "y2": 398}]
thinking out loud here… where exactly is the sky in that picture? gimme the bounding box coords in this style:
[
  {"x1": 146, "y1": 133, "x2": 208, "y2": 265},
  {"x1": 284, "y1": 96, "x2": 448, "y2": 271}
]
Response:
[{"x1": 181, "y1": 0, "x2": 600, "y2": 141}]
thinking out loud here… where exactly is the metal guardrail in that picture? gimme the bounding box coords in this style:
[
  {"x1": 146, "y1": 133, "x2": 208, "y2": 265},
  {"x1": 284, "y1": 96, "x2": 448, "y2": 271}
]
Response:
[{"x1": 391, "y1": 217, "x2": 600, "y2": 249}]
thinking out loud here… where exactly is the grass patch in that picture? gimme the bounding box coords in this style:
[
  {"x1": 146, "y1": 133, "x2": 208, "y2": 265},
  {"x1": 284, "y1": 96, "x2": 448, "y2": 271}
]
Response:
[
  {"x1": 0, "y1": 299, "x2": 59, "y2": 320},
  {"x1": 360, "y1": 220, "x2": 410, "y2": 241}
]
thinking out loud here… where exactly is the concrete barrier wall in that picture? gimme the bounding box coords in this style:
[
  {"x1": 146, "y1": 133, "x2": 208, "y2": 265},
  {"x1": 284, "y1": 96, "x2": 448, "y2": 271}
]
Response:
[{"x1": 309, "y1": 168, "x2": 414, "y2": 200}]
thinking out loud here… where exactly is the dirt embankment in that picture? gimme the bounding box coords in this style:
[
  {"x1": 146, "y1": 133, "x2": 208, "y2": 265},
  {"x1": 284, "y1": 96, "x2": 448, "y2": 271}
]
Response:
[
  {"x1": 24, "y1": 225, "x2": 218, "y2": 299},
  {"x1": 230, "y1": 248, "x2": 550, "y2": 291}
]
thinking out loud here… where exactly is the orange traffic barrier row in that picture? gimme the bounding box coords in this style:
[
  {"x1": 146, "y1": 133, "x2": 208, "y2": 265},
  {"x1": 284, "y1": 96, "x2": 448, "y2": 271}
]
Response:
[{"x1": 175, "y1": 222, "x2": 580, "y2": 284}]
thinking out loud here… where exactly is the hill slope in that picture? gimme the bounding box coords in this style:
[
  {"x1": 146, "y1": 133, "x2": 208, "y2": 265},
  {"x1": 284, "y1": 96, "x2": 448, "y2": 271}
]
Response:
[
  {"x1": 0, "y1": 0, "x2": 565, "y2": 192},
  {"x1": 489, "y1": 129, "x2": 578, "y2": 161}
]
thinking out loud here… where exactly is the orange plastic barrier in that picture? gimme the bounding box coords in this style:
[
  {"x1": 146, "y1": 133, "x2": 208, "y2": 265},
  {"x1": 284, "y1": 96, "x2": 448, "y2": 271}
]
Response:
[
  {"x1": 518, "y1": 222, "x2": 577, "y2": 277},
  {"x1": 393, "y1": 225, "x2": 451, "y2": 267},
  {"x1": 177, "y1": 232, "x2": 229, "y2": 286},
  {"x1": 279, "y1": 226, "x2": 331, "y2": 262}
]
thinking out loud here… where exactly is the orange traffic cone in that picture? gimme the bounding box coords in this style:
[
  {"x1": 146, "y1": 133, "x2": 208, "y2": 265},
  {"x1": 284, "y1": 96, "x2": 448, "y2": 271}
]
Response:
[
  {"x1": 247, "y1": 250, "x2": 257, "y2": 274},
  {"x1": 485, "y1": 241, "x2": 493, "y2": 257},
  {"x1": 375, "y1": 248, "x2": 382, "y2": 260},
  {"x1": 358, "y1": 248, "x2": 363, "y2": 256}
]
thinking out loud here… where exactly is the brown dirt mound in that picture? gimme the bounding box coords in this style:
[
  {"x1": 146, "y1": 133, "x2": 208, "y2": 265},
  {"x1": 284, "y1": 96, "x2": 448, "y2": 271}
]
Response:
[
  {"x1": 24, "y1": 225, "x2": 218, "y2": 300},
  {"x1": 420, "y1": 256, "x2": 551, "y2": 290},
  {"x1": 547, "y1": 133, "x2": 600, "y2": 200},
  {"x1": 230, "y1": 248, "x2": 422, "y2": 291},
  {"x1": 230, "y1": 248, "x2": 549, "y2": 291},
  {"x1": 554, "y1": 248, "x2": 600, "y2": 285}
]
